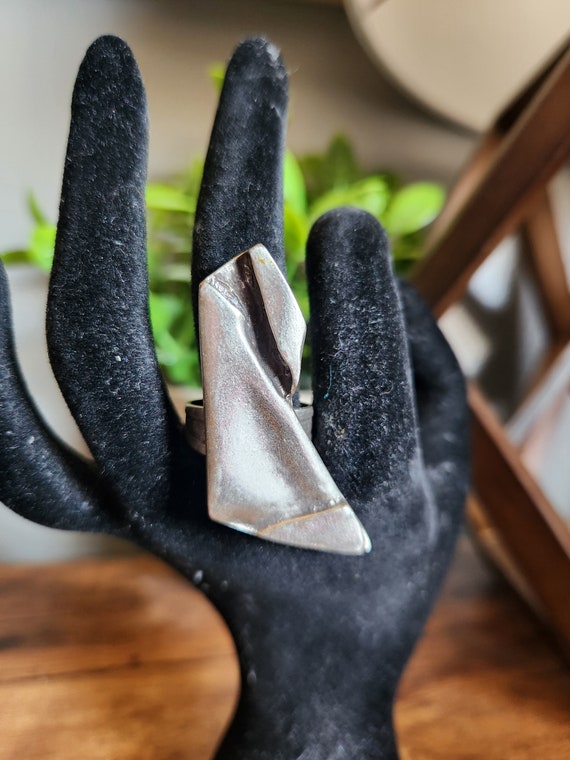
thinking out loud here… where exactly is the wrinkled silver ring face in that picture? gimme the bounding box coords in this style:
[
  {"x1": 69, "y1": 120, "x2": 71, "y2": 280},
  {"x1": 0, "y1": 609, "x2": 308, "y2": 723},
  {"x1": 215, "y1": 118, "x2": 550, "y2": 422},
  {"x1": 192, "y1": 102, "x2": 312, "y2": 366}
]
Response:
[{"x1": 187, "y1": 244, "x2": 372, "y2": 556}]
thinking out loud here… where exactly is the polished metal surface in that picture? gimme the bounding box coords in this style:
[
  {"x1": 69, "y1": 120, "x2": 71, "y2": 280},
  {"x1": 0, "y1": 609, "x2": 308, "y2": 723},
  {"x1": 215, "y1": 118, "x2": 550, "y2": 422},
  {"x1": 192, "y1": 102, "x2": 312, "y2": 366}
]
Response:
[{"x1": 196, "y1": 244, "x2": 371, "y2": 555}]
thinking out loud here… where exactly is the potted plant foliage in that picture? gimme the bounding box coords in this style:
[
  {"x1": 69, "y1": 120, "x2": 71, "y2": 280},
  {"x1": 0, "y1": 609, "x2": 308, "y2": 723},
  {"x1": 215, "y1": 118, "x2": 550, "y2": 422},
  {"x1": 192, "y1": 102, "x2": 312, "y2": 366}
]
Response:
[{"x1": 1, "y1": 134, "x2": 444, "y2": 393}]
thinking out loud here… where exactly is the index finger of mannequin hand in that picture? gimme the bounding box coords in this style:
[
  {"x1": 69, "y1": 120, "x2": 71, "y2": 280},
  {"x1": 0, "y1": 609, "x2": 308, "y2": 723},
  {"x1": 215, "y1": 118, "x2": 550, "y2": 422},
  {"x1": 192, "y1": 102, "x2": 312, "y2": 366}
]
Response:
[
  {"x1": 0, "y1": 262, "x2": 122, "y2": 534},
  {"x1": 192, "y1": 38, "x2": 288, "y2": 331},
  {"x1": 398, "y1": 280, "x2": 470, "y2": 513},
  {"x1": 47, "y1": 36, "x2": 188, "y2": 524},
  {"x1": 306, "y1": 208, "x2": 419, "y2": 506}
]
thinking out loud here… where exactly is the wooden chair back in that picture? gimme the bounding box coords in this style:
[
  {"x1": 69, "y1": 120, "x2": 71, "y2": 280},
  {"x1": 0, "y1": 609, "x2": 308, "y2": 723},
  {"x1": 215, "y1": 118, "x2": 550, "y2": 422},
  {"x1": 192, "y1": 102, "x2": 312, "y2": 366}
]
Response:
[{"x1": 412, "y1": 37, "x2": 570, "y2": 652}]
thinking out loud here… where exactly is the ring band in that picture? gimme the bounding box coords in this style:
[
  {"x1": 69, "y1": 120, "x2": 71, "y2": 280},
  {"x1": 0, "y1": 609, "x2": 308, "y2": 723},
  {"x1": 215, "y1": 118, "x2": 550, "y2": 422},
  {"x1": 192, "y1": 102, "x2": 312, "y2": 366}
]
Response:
[{"x1": 186, "y1": 400, "x2": 314, "y2": 456}]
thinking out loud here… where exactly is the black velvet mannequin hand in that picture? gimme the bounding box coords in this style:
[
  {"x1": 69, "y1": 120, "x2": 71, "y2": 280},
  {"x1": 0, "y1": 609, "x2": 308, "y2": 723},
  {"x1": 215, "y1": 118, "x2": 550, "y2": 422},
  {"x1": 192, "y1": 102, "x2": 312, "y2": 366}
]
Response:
[{"x1": 0, "y1": 36, "x2": 469, "y2": 759}]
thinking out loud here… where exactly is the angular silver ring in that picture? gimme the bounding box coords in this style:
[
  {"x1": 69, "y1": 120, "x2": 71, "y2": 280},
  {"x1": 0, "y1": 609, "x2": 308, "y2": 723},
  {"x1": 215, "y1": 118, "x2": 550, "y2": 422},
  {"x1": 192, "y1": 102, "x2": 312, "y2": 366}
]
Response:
[
  {"x1": 186, "y1": 243, "x2": 372, "y2": 556},
  {"x1": 186, "y1": 400, "x2": 314, "y2": 457}
]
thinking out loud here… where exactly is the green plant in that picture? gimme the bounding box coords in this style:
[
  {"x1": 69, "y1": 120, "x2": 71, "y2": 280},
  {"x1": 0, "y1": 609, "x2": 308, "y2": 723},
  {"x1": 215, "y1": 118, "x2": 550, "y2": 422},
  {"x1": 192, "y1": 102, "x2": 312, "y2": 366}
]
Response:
[{"x1": 1, "y1": 135, "x2": 444, "y2": 387}]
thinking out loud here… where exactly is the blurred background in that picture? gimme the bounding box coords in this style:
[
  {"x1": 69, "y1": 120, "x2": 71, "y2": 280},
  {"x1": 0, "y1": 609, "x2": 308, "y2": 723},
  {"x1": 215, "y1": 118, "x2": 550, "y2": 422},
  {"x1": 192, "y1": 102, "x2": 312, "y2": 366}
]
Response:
[{"x1": 0, "y1": 0, "x2": 568, "y2": 561}]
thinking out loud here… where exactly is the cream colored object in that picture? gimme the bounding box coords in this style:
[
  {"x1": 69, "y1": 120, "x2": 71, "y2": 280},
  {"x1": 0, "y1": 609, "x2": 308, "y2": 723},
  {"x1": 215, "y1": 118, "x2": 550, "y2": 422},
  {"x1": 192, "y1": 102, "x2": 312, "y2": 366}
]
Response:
[{"x1": 345, "y1": 0, "x2": 570, "y2": 131}]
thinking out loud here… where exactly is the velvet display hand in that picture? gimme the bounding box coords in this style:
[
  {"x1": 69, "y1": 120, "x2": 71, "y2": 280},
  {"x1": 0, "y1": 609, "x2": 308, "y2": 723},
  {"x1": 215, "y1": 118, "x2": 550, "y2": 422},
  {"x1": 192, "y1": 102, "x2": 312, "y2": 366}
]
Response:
[{"x1": 0, "y1": 35, "x2": 469, "y2": 760}]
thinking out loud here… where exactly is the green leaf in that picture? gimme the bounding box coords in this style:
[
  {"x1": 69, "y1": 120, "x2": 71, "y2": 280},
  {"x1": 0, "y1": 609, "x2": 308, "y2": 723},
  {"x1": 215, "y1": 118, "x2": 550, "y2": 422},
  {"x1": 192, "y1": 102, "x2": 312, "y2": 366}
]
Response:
[
  {"x1": 149, "y1": 291, "x2": 201, "y2": 385},
  {"x1": 391, "y1": 231, "x2": 424, "y2": 261},
  {"x1": 146, "y1": 184, "x2": 195, "y2": 214},
  {"x1": 325, "y1": 134, "x2": 360, "y2": 188},
  {"x1": 0, "y1": 250, "x2": 31, "y2": 266},
  {"x1": 182, "y1": 158, "x2": 204, "y2": 199},
  {"x1": 1, "y1": 117, "x2": 438, "y2": 388},
  {"x1": 283, "y1": 150, "x2": 307, "y2": 215},
  {"x1": 166, "y1": 351, "x2": 202, "y2": 387},
  {"x1": 308, "y1": 176, "x2": 389, "y2": 224},
  {"x1": 28, "y1": 224, "x2": 56, "y2": 271},
  {"x1": 298, "y1": 134, "x2": 360, "y2": 203},
  {"x1": 393, "y1": 258, "x2": 417, "y2": 277},
  {"x1": 382, "y1": 182, "x2": 445, "y2": 237},
  {"x1": 284, "y1": 202, "x2": 309, "y2": 268},
  {"x1": 26, "y1": 192, "x2": 49, "y2": 226},
  {"x1": 209, "y1": 63, "x2": 226, "y2": 94},
  {"x1": 160, "y1": 263, "x2": 191, "y2": 283},
  {"x1": 149, "y1": 291, "x2": 185, "y2": 334},
  {"x1": 297, "y1": 153, "x2": 327, "y2": 203},
  {"x1": 291, "y1": 278, "x2": 310, "y2": 321},
  {"x1": 154, "y1": 330, "x2": 185, "y2": 367}
]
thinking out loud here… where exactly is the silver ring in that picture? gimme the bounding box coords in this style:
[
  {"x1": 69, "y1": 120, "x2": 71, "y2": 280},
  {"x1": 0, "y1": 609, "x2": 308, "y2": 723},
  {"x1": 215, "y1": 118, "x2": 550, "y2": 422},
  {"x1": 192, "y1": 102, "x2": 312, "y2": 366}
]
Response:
[
  {"x1": 186, "y1": 400, "x2": 314, "y2": 456},
  {"x1": 186, "y1": 244, "x2": 371, "y2": 555}
]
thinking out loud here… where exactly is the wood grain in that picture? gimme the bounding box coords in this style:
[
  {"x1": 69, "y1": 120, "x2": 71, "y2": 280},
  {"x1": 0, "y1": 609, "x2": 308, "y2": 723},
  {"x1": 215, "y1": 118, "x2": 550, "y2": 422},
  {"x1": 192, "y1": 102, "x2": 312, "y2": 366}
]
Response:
[
  {"x1": 0, "y1": 556, "x2": 238, "y2": 760},
  {"x1": 396, "y1": 537, "x2": 570, "y2": 759},
  {"x1": 468, "y1": 384, "x2": 570, "y2": 647},
  {"x1": 523, "y1": 189, "x2": 570, "y2": 338},
  {"x1": 411, "y1": 35, "x2": 570, "y2": 654},
  {"x1": 0, "y1": 539, "x2": 569, "y2": 758}
]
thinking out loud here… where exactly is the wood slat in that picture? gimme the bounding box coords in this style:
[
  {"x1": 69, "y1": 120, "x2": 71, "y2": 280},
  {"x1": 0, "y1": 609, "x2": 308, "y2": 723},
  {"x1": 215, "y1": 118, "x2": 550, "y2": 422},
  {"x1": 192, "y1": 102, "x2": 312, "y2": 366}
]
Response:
[
  {"x1": 411, "y1": 34, "x2": 570, "y2": 655},
  {"x1": 523, "y1": 189, "x2": 570, "y2": 338},
  {"x1": 412, "y1": 42, "x2": 570, "y2": 317},
  {"x1": 469, "y1": 384, "x2": 570, "y2": 645}
]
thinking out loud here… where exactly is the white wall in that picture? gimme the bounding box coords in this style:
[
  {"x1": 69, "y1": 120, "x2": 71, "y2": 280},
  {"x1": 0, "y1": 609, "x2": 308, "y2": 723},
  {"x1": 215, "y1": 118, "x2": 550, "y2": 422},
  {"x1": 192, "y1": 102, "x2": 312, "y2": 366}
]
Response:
[{"x1": 0, "y1": 0, "x2": 473, "y2": 250}]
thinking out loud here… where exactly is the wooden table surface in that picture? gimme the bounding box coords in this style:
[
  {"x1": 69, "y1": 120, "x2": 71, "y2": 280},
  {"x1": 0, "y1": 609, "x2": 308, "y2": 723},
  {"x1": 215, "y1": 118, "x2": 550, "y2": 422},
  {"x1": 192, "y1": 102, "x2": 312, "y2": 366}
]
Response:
[{"x1": 0, "y1": 537, "x2": 568, "y2": 759}]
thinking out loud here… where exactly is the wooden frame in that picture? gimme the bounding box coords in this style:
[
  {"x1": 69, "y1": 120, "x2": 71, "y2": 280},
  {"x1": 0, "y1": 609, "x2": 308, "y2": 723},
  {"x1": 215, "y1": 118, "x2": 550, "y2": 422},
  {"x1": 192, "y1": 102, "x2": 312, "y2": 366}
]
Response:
[{"x1": 411, "y1": 37, "x2": 570, "y2": 652}]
